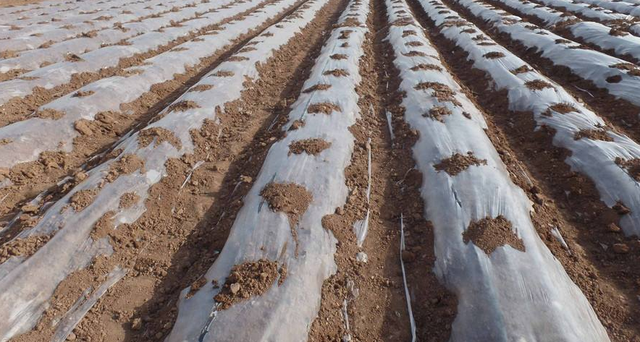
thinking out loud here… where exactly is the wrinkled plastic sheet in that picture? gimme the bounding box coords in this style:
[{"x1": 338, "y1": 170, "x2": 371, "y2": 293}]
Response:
[
  {"x1": 0, "y1": 0, "x2": 220, "y2": 64},
  {"x1": 452, "y1": 0, "x2": 640, "y2": 236},
  {"x1": 167, "y1": 0, "x2": 370, "y2": 340},
  {"x1": 0, "y1": 0, "x2": 256, "y2": 97},
  {"x1": 394, "y1": 0, "x2": 610, "y2": 340}
]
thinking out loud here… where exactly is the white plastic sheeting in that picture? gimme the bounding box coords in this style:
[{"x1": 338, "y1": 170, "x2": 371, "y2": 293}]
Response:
[
  {"x1": 533, "y1": 0, "x2": 628, "y2": 21},
  {"x1": 573, "y1": 0, "x2": 640, "y2": 17},
  {"x1": 494, "y1": 0, "x2": 640, "y2": 62},
  {"x1": 0, "y1": 0, "x2": 194, "y2": 57},
  {"x1": 389, "y1": 0, "x2": 609, "y2": 340},
  {"x1": 0, "y1": 0, "x2": 307, "y2": 340},
  {"x1": 458, "y1": 0, "x2": 640, "y2": 107},
  {"x1": 0, "y1": 0, "x2": 259, "y2": 100},
  {"x1": 167, "y1": 0, "x2": 370, "y2": 340},
  {"x1": 0, "y1": 0, "x2": 140, "y2": 25},
  {"x1": 433, "y1": 0, "x2": 640, "y2": 236},
  {"x1": 0, "y1": 0, "x2": 277, "y2": 169},
  {"x1": 0, "y1": 0, "x2": 175, "y2": 46}
]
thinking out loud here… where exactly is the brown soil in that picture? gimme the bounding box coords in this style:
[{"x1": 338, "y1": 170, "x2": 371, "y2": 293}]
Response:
[
  {"x1": 615, "y1": 157, "x2": 640, "y2": 181},
  {"x1": 434, "y1": 151, "x2": 487, "y2": 175},
  {"x1": 323, "y1": 68, "x2": 350, "y2": 76},
  {"x1": 137, "y1": 127, "x2": 182, "y2": 150},
  {"x1": 106, "y1": 154, "x2": 145, "y2": 183},
  {"x1": 69, "y1": 188, "x2": 99, "y2": 211},
  {"x1": 303, "y1": 83, "x2": 332, "y2": 92},
  {"x1": 119, "y1": 192, "x2": 140, "y2": 209},
  {"x1": 462, "y1": 215, "x2": 526, "y2": 254},
  {"x1": 213, "y1": 259, "x2": 281, "y2": 310},
  {"x1": 260, "y1": 182, "x2": 313, "y2": 228},
  {"x1": 574, "y1": 128, "x2": 614, "y2": 141},
  {"x1": 483, "y1": 51, "x2": 505, "y2": 59},
  {"x1": 35, "y1": 108, "x2": 65, "y2": 120},
  {"x1": 525, "y1": 79, "x2": 554, "y2": 90},
  {"x1": 288, "y1": 138, "x2": 332, "y2": 155},
  {"x1": 424, "y1": 105, "x2": 452, "y2": 122},
  {"x1": 308, "y1": 102, "x2": 342, "y2": 114},
  {"x1": 0, "y1": 234, "x2": 50, "y2": 264},
  {"x1": 166, "y1": 100, "x2": 200, "y2": 112},
  {"x1": 543, "y1": 102, "x2": 578, "y2": 116}
]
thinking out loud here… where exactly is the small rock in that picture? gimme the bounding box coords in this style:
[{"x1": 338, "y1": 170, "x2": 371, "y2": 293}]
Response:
[
  {"x1": 239, "y1": 175, "x2": 252, "y2": 183},
  {"x1": 613, "y1": 243, "x2": 630, "y2": 254},
  {"x1": 230, "y1": 283, "x2": 241, "y2": 294},
  {"x1": 356, "y1": 252, "x2": 368, "y2": 263},
  {"x1": 336, "y1": 207, "x2": 344, "y2": 215},
  {"x1": 74, "y1": 171, "x2": 88, "y2": 182},
  {"x1": 613, "y1": 202, "x2": 631, "y2": 215},
  {"x1": 131, "y1": 318, "x2": 142, "y2": 330},
  {"x1": 66, "y1": 332, "x2": 76, "y2": 341},
  {"x1": 607, "y1": 223, "x2": 621, "y2": 233},
  {"x1": 21, "y1": 204, "x2": 38, "y2": 213}
]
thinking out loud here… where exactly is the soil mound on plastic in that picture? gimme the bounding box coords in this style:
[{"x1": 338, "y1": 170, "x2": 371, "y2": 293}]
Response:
[
  {"x1": 289, "y1": 138, "x2": 331, "y2": 155},
  {"x1": 463, "y1": 215, "x2": 525, "y2": 254},
  {"x1": 260, "y1": 182, "x2": 312, "y2": 227},
  {"x1": 137, "y1": 127, "x2": 182, "y2": 150},
  {"x1": 214, "y1": 259, "x2": 281, "y2": 310},
  {"x1": 434, "y1": 152, "x2": 487, "y2": 176}
]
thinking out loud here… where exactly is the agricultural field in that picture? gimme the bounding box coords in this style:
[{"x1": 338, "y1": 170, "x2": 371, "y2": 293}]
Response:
[{"x1": 1, "y1": 0, "x2": 640, "y2": 340}]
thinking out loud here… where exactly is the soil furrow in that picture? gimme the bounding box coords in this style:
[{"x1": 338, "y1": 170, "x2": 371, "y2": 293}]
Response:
[
  {"x1": 11, "y1": 0, "x2": 350, "y2": 340},
  {"x1": 307, "y1": 0, "x2": 426, "y2": 340},
  {"x1": 404, "y1": 0, "x2": 640, "y2": 339}
]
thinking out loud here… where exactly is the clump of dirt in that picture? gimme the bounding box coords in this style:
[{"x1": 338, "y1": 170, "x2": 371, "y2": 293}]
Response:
[
  {"x1": 308, "y1": 102, "x2": 341, "y2": 115},
  {"x1": 167, "y1": 100, "x2": 200, "y2": 112},
  {"x1": 74, "y1": 119, "x2": 97, "y2": 135},
  {"x1": 555, "y1": 38, "x2": 572, "y2": 44},
  {"x1": 212, "y1": 70, "x2": 234, "y2": 77},
  {"x1": 606, "y1": 75, "x2": 622, "y2": 83},
  {"x1": 303, "y1": 83, "x2": 332, "y2": 93},
  {"x1": 0, "y1": 235, "x2": 51, "y2": 264},
  {"x1": 543, "y1": 102, "x2": 577, "y2": 116},
  {"x1": 227, "y1": 56, "x2": 250, "y2": 62},
  {"x1": 289, "y1": 138, "x2": 331, "y2": 155},
  {"x1": 119, "y1": 192, "x2": 140, "y2": 209},
  {"x1": 35, "y1": 108, "x2": 65, "y2": 120},
  {"x1": 615, "y1": 157, "x2": 640, "y2": 181},
  {"x1": 483, "y1": 51, "x2": 505, "y2": 59},
  {"x1": 403, "y1": 50, "x2": 427, "y2": 57},
  {"x1": 289, "y1": 120, "x2": 305, "y2": 131},
  {"x1": 610, "y1": 63, "x2": 640, "y2": 76},
  {"x1": 462, "y1": 28, "x2": 477, "y2": 33},
  {"x1": 213, "y1": 259, "x2": 281, "y2": 310},
  {"x1": 609, "y1": 28, "x2": 628, "y2": 36},
  {"x1": 462, "y1": 215, "x2": 525, "y2": 254},
  {"x1": 330, "y1": 53, "x2": 348, "y2": 60},
  {"x1": 65, "y1": 53, "x2": 84, "y2": 62},
  {"x1": 106, "y1": 154, "x2": 145, "y2": 182},
  {"x1": 186, "y1": 277, "x2": 208, "y2": 299},
  {"x1": 189, "y1": 84, "x2": 214, "y2": 92},
  {"x1": 434, "y1": 152, "x2": 487, "y2": 176},
  {"x1": 0, "y1": 138, "x2": 11, "y2": 146},
  {"x1": 69, "y1": 188, "x2": 99, "y2": 211},
  {"x1": 525, "y1": 79, "x2": 554, "y2": 90},
  {"x1": 403, "y1": 29, "x2": 417, "y2": 37},
  {"x1": 137, "y1": 127, "x2": 182, "y2": 150},
  {"x1": 405, "y1": 41, "x2": 423, "y2": 47},
  {"x1": 423, "y1": 105, "x2": 452, "y2": 122},
  {"x1": 260, "y1": 182, "x2": 312, "y2": 228},
  {"x1": 90, "y1": 211, "x2": 114, "y2": 240},
  {"x1": 573, "y1": 129, "x2": 613, "y2": 142},
  {"x1": 411, "y1": 63, "x2": 442, "y2": 71},
  {"x1": 334, "y1": 18, "x2": 362, "y2": 28},
  {"x1": 73, "y1": 90, "x2": 95, "y2": 97},
  {"x1": 414, "y1": 82, "x2": 461, "y2": 105},
  {"x1": 323, "y1": 69, "x2": 349, "y2": 77},
  {"x1": 391, "y1": 17, "x2": 414, "y2": 26}
]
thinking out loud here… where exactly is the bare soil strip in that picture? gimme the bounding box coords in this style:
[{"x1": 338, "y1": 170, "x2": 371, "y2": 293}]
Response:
[{"x1": 405, "y1": 0, "x2": 640, "y2": 339}]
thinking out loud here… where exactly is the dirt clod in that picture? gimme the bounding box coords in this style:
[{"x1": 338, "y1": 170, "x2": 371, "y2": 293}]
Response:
[
  {"x1": 434, "y1": 152, "x2": 487, "y2": 176},
  {"x1": 214, "y1": 259, "x2": 280, "y2": 310},
  {"x1": 463, "y1": 215, "x2": 525, "y2": 254},
  {"x1": 289, "y1": 138, "x2": 331, "y2": 155}
]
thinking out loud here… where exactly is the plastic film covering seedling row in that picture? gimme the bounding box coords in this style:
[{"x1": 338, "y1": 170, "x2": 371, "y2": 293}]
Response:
[
  {"x1": 167, "y1": 0, "x2": 370, "y2": 340},
  {"x1": 386, "y1": 0, "x2": 608, "y2": 340}
]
